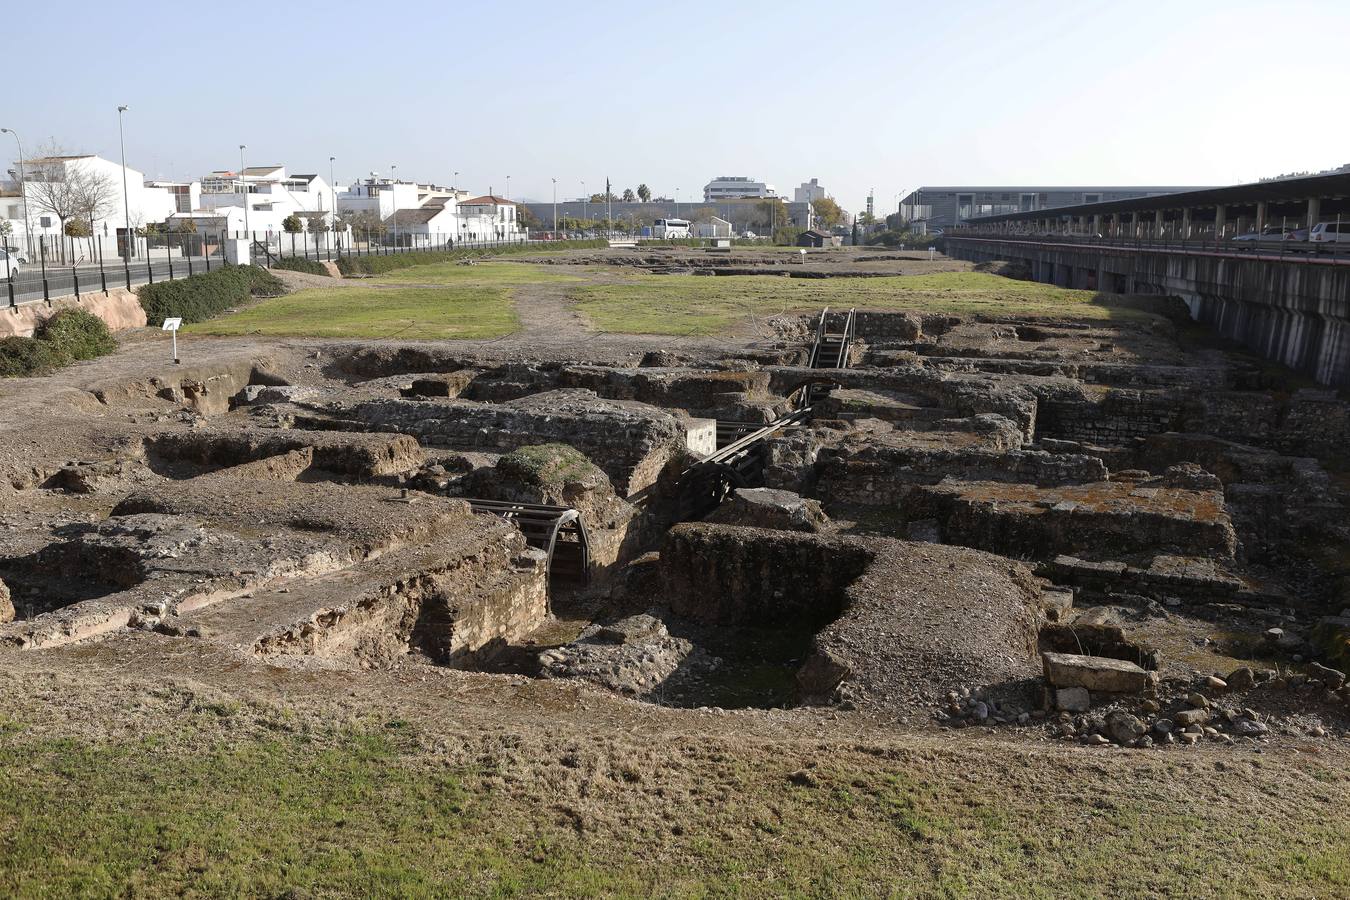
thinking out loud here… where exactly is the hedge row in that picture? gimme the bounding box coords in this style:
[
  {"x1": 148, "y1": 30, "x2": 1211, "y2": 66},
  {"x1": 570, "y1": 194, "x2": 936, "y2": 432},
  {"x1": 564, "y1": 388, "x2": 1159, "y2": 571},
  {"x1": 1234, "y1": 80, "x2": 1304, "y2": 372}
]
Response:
[
  {"x1": 271, "y1": 257, "x2": 331, "y2": 276},
  {"x1": 334, "y1": 240, "x2": 608, "y2": 276},
  {"x1": 137, "y1": 264, "x2": 285, "y2": 325},
  {"x1": 0, "y1": 309, "x2": 117, "y2": 378}
]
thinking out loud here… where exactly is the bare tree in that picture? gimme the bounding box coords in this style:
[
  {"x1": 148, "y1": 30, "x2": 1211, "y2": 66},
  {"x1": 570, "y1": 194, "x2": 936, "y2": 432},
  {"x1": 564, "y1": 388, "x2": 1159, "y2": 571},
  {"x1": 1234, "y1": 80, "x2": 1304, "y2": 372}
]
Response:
[{"x1": 24, "y1": 143, "x2": 117, "y2": 260}]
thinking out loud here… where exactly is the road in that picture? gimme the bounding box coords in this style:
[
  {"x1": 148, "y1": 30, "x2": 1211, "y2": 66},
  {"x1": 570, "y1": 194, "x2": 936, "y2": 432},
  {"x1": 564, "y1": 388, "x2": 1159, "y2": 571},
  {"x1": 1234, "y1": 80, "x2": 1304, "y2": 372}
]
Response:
[{"x1": 3, "y1": 256, "x2": 216, "y2": 307}]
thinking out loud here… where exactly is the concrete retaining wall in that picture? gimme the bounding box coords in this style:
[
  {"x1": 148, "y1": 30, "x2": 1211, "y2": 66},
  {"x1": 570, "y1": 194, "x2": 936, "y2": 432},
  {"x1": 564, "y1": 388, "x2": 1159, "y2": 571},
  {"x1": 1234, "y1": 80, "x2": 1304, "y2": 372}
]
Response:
[
  {"x1": 946, "y1": 237, "x2": 1350, "y2": 388},
  {"x1": 1, "y1": 289, "x2": 146, "y2": 338}
]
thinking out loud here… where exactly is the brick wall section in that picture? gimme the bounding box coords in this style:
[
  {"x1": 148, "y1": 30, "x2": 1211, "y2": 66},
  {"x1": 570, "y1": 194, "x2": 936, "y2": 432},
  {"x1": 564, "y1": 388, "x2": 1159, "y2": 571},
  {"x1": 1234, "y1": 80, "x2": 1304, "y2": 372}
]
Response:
[
  {"x1": 661, "y1": 524, "x2": 874, "y2": 628},
  {"x1": 815, "y1": 448, "x2": 1108, "y2": 506},
  {"x1": 303, "y1": 391, "x2": 686, "y2": 497}
]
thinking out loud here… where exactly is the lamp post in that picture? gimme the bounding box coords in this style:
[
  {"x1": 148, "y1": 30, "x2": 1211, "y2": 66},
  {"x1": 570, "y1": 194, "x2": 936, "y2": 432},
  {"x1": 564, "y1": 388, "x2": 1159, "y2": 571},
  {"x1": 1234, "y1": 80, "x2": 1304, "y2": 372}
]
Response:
[
  {"x1": 390, "y1": 164, "x2": 399, "y2": 249},
  {"x1": 328, "y1": 156, "x2": 337, "y2": 254},
  {"x1": 505, "y1": 175, "x2": 511, "y2": 201},
  {"x1": 0, "y1": 127, "x2": 32, "y2": 256},
  {"x1": 581, "y1": 180, "x2": 587, "y2": 225},
  {"x1": 116, "y1": 108, "x2": 133, "y2": 261},
  {"x1": 551, "y1": 178, "x2": 557, "y2": 238},
  {"x1": 239, "y1": 144, "x2": 249, "y2": 240}
]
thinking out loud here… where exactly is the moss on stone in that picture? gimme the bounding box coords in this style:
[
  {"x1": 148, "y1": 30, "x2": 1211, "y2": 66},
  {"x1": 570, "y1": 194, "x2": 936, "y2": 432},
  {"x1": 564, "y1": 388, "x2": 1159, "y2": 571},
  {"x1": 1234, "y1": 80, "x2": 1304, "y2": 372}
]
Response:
[{"x1": 496, "y1": 443, "x2": 599, "y2": 487}]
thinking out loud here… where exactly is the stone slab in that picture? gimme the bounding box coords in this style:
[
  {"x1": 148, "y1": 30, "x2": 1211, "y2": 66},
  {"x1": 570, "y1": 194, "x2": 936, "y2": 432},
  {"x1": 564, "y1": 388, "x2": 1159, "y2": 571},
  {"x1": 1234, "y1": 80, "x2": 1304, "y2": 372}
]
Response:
[{"x1": 1042, "y1": 651, "x2": 1151, "y2": 693}]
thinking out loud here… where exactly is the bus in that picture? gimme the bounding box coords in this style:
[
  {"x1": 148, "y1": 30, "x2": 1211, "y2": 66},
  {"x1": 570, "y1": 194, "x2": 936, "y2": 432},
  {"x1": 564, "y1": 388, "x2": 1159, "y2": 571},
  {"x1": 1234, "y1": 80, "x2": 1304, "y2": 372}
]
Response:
[{"x1": 653, "y1": 217, "x2": 691, "y2": 239}]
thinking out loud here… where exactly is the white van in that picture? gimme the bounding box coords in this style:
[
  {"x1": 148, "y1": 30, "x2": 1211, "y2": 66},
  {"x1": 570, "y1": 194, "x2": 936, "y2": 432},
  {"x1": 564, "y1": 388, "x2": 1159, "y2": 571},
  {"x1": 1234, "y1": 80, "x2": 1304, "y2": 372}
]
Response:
[{"x1": 1309, "y1": 222, "x2": 1350, "y2": 244}]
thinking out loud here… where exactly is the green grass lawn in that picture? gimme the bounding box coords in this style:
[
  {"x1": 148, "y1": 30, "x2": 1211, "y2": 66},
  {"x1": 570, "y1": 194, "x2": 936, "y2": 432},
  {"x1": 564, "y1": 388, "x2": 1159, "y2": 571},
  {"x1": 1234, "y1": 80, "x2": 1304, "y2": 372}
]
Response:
[
  {"x1": 1, "y1": 716, "x2": 1346, "y2": 898},
  {"x1": 186, "y1": 262, "x2": 576, "y2": 340},
  {"x1": 571, "y1": 271, "x2": 1145, "y2": 336}
]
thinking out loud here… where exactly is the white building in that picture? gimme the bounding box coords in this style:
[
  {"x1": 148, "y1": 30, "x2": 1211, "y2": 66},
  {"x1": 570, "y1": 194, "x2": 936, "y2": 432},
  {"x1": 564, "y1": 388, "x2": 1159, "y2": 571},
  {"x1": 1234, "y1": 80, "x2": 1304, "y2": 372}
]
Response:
[
  {"x1": 197, "y1": 165, "x2": 336, "y2": 235},
  {"x1": 1, "y1": 154, "x2": 180, "y2": 260},
  {"x1": 703, "y1": 176, "x2": 777, "y2": 202},
  {"x1": 338, "y1": 177, "x2": 461, "y2": 221},
  {"x1": 692, "y1": 216, "x2": 732, "y2": 238},
  {"x1": 794, "y1": 178, "x2": 827, "y2": 203},
  {"x1": 384, "y1": 199, "x2": 460, "y2": 245},
  {"x1": 457, "y1": 195, "x2": 525, "y2": 242}
]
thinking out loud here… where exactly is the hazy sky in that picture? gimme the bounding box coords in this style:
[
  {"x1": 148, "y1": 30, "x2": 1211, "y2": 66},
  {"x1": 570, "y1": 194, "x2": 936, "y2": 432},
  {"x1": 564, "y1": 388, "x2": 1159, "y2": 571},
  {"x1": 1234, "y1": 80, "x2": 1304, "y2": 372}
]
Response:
[{"x1": 6, "y1": 0, "x2": 1348, "y2": 212}]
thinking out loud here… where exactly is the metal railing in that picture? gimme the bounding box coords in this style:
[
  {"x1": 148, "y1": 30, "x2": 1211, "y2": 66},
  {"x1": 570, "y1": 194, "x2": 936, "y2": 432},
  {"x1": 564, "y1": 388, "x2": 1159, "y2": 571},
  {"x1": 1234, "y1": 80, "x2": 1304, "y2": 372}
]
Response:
[
  {"x1": 3, "y1": 229, "x2": 553, "y2": 309},
  {"x1": 946, "y1": 226, "x2": 1350, "y2": 263}
]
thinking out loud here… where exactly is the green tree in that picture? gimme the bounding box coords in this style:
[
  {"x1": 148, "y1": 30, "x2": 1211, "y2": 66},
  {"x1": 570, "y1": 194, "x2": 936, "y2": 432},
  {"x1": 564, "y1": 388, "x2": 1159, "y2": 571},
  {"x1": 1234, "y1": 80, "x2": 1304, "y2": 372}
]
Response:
[
  {"x1": 683, "y1": 205, "x2": 717, "y2": 224},
  {"x1": 282, "y1": 213, "x2": 304, "y2": 233},
  {"x1": 622, "y1": 188, "x2": 636, "y2": 202},
  {"x1": 813, "y1": 196, "x2": 843, "y2": 229},
  {"x1": 305, "y1": 214, "x2": 328, "y2": 233},
  {"x1": 637, "y1": 184, "x2": 651, "y2": 203},
  {"x1": 336, "y1": 209, "x2": 385, "y2": 236},
  {"x1": 63, "y1": 218, "x2": 92, "y2": 237},
  {"x1": 172, "y1": 218, "x2": 198, "y2": 233},
  {"x1": 517, "y1": 204, "x2": 542, "y2": 229}
]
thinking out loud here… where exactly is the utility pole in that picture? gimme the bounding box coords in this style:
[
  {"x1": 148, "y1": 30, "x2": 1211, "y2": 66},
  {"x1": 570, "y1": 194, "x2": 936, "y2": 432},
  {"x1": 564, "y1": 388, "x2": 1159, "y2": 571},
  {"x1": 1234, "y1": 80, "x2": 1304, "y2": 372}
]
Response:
[
  {"x1": 117, "y1": 108, "x2": 132, "y2": 260},
  {"x1": 391, "y1": 164, "x2": 398, "y2": 249},
  {"x1": 551, "y1": 178, "x2": 557, "y2": 238},
  {"x1": 606, "y1": 176, "x2": 612, "y2": 235}
]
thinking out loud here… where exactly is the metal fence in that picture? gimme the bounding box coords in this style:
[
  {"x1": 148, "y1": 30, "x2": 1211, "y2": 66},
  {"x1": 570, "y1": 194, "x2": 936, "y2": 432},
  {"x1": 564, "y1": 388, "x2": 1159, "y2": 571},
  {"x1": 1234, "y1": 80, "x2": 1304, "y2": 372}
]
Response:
[
  {"x1": 945, "y1": 226, "x2": 1350, "y2": 263},
  {"x1": 4, "y1": 229, "x2": 535, "y2": 310}
]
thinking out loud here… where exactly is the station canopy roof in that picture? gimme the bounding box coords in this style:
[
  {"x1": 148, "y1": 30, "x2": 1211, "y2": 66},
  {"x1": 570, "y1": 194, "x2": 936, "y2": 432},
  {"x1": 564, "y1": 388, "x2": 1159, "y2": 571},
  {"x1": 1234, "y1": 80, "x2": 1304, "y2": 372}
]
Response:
[{"x1": 968, "y1": 172, "x2": 1350, "y2": 223}]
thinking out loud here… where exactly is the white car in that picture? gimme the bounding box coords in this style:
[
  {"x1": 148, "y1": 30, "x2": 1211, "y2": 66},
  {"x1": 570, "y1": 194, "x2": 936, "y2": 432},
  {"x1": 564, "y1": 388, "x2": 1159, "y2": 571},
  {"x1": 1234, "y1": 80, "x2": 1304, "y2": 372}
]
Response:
[
  {"x1": 0, "y1": 248, "x2": 23, "y2": 281},
  {"x1": 1309, "y1": 222, "x2": 1350, "y2": 245}
]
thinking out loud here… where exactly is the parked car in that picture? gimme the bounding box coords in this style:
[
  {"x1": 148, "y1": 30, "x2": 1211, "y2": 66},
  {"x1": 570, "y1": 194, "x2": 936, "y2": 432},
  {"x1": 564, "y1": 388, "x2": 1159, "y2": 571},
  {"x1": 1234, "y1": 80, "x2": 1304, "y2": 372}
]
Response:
[
  {"x1": 0, "y1": 248, "x2": 22, "y2": 281},
  {"x1": 2, "y1": 245, "x2": 28, "y2": 263},
  {"x1": 1232, "y1": 225, "x2": 1296, "y2": 242},
  {"x1": 1309, "y1": 222, "x2": 1350, "y2": 244}
]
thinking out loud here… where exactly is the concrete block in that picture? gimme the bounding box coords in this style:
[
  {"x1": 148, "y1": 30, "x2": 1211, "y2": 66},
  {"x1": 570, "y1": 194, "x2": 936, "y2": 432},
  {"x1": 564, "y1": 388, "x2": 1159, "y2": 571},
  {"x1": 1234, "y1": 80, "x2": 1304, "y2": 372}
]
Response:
[
  {"x1": 1042, "y1": 651, "x2": 1151, "y2": 693},
  {"x1": 684, "y1": 417, "x2": 717, "y2": 458}
]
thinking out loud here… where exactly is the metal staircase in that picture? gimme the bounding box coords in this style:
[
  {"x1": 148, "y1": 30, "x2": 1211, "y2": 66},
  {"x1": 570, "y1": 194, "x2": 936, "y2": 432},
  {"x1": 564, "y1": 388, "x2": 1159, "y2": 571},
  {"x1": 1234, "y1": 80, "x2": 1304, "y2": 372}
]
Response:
[{"x1": 804, "y1": 306, "x2": 856, "y2": 405}]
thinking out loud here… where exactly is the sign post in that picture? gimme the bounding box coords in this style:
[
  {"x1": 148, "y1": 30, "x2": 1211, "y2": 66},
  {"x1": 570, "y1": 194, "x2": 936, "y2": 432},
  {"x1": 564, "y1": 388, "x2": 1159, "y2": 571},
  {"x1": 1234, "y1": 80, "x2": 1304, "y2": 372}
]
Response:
[{"x1": 161, "y1": 317, "x2": 182, "y2": 364}]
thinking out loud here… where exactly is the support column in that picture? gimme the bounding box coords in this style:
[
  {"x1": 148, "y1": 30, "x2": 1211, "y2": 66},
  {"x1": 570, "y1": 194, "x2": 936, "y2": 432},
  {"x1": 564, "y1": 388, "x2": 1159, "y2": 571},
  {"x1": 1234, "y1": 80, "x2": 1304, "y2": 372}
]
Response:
[
  {"x1": 1214, "y1": 205, "x2": 1227, "y2": 239},
  {"x1": 1307, "y1": 196, "x2": 1321, "y2": 229},
  {"x1": 1154, "y1": 209, "x2": 1164, "y2": 238},
  {"x1": 1255, "y1": 202, "x2": 1267, "y2": 234},
  {"x1": 1181, "y1": 208, "x2": 1192, "y2": 238}
]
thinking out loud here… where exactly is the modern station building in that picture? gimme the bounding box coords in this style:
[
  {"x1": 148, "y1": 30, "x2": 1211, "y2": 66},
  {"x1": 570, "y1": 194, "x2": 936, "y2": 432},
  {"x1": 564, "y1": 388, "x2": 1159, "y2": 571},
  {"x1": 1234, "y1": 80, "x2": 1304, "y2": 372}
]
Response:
[
  {"x1": 899, "y1": 185, "x2": 1208, "y2": 232},
  {"x1": 703, "y1": 176, "x2": 777, "y2": 202}
]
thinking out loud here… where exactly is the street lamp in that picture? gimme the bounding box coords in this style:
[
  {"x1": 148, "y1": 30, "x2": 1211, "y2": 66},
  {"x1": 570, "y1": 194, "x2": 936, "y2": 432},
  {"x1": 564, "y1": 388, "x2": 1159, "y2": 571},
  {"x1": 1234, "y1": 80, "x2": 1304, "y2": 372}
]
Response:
[
  {"x1": 0, "y1": 127, "x2": 31, "y2": 257},
  {"x1": 390, "y1": 164, "x2": 398, "y2": 249},
  {"x1": 329, "y1": 155, "x2": 337, "y2": 253},
  {"x1": 551, "y1": 178, "x2": 557, "y2": 238},
  {"x1": 116, "y1": 108, "x2": 133, "y2": 262},
  {"x1": 505, "y1": 175, "x2": 511, "y2": 201},
  {"x1": 581, "y1": 180, "x2": 587, "y2": 224},
  {"x1": 239, "y1": 144, "x2": 249, "y2": 240}
]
